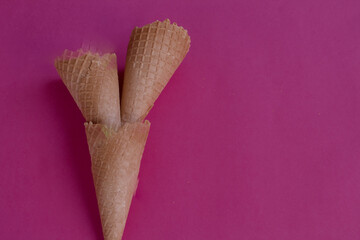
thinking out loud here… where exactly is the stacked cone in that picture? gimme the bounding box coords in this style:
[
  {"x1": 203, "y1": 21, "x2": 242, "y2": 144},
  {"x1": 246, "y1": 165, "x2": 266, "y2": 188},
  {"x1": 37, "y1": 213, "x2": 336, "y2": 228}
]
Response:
[
  {"x1": 122, "y1": 19, "x2": 191, "y2": 122},
  {"x1": 55, "y1": 50, "x2": 121, "y2": 130},
  {"x1": 55, "y1": 19, "x2": 190, "y2": 240}
]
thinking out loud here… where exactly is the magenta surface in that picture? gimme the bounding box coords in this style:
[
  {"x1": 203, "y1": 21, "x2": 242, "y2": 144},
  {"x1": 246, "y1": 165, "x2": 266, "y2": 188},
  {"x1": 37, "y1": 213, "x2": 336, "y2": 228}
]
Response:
[{"x1": 1, "y1": 0, "x2": 360, "y2": 239}]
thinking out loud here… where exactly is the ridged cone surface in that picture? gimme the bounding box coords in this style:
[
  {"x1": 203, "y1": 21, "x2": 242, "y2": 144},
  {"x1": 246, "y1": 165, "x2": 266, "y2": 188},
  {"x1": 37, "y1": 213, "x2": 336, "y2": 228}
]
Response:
[
  {"x1": 55, "y1": 50, "x2": 121, "y2": 130},
  {"x1": 122, "y1": 19, "x2": 191, "y2": 122},
  {"x1": 85, "y1": 121, "x2": 151, "y2": 240}
]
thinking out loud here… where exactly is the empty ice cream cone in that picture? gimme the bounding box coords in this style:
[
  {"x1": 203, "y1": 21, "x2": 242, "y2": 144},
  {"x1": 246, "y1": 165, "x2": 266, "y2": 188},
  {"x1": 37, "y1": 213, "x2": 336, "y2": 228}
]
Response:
[
  {"x1": 85, "y1": 121, "x2": 150, "y2": 240},
  {"x1": 54, "y1": 19, "x2": 190, "y2": 240},
  {"x1": 121, "y1": 19, "x2": 191, "y2": 122},
  {"x1": 55, "y1": 49, "x2": 121, "y2": 130}
]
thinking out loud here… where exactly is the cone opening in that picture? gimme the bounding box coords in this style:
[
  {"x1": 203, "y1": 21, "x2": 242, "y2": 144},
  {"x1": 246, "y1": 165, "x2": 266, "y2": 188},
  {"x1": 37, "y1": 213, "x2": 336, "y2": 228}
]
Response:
[
  {"x1": 55, "y1": 49, "x2": 116, "y2": 63},
  {"x1": 132, "y1": 19, "x2": 190, "y2": 38}
]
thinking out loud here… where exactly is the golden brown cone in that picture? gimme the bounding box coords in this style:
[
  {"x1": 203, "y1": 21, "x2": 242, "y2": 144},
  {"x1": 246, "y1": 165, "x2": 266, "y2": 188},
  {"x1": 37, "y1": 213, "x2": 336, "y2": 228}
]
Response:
[
  {"x1": 55, "y1": 49, "x2": 121, "y2": 130},
  {"x1": 121, "y1": 19, "x2": 191, "y2": 122},
  {"x1": 85, "y1": 121, "x2": 151, "y2": 240}
]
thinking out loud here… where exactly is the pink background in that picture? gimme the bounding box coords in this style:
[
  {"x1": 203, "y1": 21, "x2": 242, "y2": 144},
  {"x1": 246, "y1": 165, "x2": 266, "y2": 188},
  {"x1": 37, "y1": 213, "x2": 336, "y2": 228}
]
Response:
[{"x1": 1, "y1": 0, "x2": 360, "y2": 239}]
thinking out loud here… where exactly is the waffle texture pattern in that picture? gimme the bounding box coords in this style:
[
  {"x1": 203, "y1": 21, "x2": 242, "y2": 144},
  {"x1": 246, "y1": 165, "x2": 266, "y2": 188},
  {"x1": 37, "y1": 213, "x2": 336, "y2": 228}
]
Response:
[{"x1": 122, "y1": 19, "x2": 191, "y2": 122}]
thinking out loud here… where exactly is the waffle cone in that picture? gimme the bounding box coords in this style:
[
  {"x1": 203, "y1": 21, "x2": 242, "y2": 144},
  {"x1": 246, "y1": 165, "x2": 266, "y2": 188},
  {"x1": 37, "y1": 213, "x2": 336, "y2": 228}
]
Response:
[
  {"x1": 85, "y1": 121, "x2": 150, "y2": 240},
  {"x1": 121, "y1": 19, "x2": 191, "y2": 122},
  {"x1": 55, "y1": 50, "x2": 121, "y2": 130}
]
